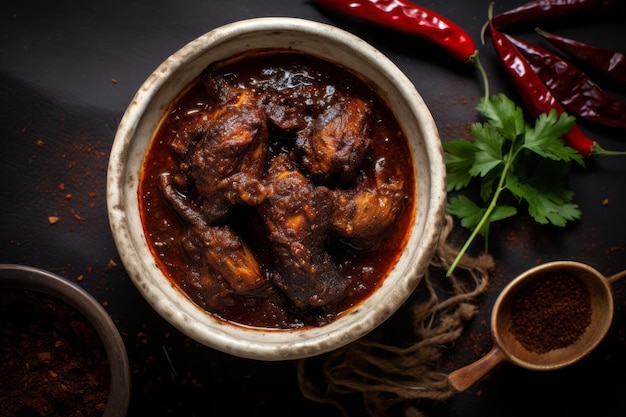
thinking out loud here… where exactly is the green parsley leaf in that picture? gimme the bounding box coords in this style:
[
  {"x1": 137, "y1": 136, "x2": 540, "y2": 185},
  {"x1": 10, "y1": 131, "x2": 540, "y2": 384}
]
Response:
[
  {"x1": 448, "y1": 195, "x2": 517, "y2": 238},
  {"x1": 443, "y1": 140, "x2": 477, "y2": 191},
  {"x1": 447, "y1": 195, "x2": 486, "y2": 232},
  {"x1": 523, "y1": 110, "x2": 584, "y2": 166},
  {"x1": 506, "y1": 157, "x2": 580, "y2": 226},
  {"x1": 444, "y1": 94, "x2": 583, "y2": 276},
  {"x1": 476, "y1": 93, "x2": 525, "y2": 140},
  {"x1": 469, "y1": 122, "x2": 504, "y2": 178}
]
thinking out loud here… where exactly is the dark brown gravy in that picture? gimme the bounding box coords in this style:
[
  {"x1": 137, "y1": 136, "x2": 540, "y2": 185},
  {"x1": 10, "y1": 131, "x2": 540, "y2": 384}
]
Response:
[{"x1": 138, "y1": 50, "x2": 416, "y2": 329}]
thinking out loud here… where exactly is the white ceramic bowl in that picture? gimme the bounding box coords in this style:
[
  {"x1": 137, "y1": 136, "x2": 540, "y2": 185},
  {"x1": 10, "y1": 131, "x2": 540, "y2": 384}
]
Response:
[{"x1": 107, "y1": 17, "x2": 446, "y2": 360}]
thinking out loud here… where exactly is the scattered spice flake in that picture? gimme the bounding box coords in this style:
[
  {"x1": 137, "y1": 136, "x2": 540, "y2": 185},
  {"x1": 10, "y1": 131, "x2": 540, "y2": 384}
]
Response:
[
  {"x1": 606, "y1": 246, "x2": 623, "y2": 254},
  {"x1": 101, "y1": 301, "x2": 109, "y2": 308},
  {"x1": 108, "y1": 259, "x2": 117, "y2": 268},
  {"x1": 73, "y1": 213, "x2": 86, "y2": 222},
  {"x1": 111, "y1": 78, "x2": 118, "y2": 84},
  {"x1": 77, "y1": 275, "x2": 84, "y2": 282},
  {"x1": 88, "y1": 192, "x2": 97, "y2": 198},
  {"x1": 36, "y1": 139, "x2": 44, "y2": 147},
  {"x1": 602, "y1": 198, "x2": 609, "y2": 206},
  {"x1": 136, "y1": 331, "x2": 149, "y2": 345},
  {"x1": 65, "y1": 194, "x2": 73, "y2": 200},
  {"x1": 48, "y1": 216, "x2": 60, "y2": 225},
  {"x1": 58, "y1": 183, "x2": 66, "y2": 191}
]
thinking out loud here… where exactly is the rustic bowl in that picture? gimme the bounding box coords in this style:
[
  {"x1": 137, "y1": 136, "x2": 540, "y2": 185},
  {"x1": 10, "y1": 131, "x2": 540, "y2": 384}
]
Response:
[
  {"x1": 107, "y1": 17, "x2": 446, "y2": 360},
  {"x1": 0, "y1": 264, "x2": 131, "y2": 417}
]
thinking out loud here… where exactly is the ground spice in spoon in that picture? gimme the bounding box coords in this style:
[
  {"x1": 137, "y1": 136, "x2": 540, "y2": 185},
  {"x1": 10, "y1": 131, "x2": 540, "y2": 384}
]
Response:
[{"x1": 510, "y1": 271, "x2": 592, "y2": 353}]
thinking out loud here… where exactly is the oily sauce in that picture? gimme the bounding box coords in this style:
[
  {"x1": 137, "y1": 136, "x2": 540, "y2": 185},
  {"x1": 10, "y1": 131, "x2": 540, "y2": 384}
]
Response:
[{"x1": 139, "y1": 50, "x2": 416, "y2": 329}]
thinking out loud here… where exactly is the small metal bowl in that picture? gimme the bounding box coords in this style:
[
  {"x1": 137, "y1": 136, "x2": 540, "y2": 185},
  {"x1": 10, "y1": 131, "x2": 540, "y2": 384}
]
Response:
[{"x1": 0, "y1": 264, "x2": 131, "y2": 417}]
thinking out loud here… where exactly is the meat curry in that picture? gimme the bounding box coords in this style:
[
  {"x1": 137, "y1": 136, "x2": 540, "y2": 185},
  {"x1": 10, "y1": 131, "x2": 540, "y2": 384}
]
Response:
[{"x1": 139, "y1": 50, "x2": 416, "y2": 329}]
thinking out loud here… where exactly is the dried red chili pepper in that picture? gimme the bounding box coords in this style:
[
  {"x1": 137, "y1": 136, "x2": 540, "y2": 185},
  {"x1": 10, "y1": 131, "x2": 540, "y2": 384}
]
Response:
[
  {"x1": 313, "y1": 0, "x2": 479, "y2": 64},
  {"x1": 506, "y1": 34, "x2": 626, "y2": 130},
  {"x1": 487, "y1": 16, "x2": 624, "y2": 157},
  {"x1": 491, "y1": 0, "x2": 618, "y2": 28},
  {"x1": 535, "y1": 28, "x2": 626, "y2": 86}
]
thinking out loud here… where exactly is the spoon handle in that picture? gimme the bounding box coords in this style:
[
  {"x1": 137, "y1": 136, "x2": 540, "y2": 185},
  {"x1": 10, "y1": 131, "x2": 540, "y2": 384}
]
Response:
[
  {"x1": 447, "y1": 346, "x2": 506, "y2": 392},
  {"x1": 607, "y1": 269, "x2": 626, "y2": 285}
]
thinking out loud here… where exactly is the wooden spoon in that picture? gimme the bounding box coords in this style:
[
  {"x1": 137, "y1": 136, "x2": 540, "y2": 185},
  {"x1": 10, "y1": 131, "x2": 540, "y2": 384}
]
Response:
[{"x1": 448, "y1": 261, "x2": 626, "y2": 392}]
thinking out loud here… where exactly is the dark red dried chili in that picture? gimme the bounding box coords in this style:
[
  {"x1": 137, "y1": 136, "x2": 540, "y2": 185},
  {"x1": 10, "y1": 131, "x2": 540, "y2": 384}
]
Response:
[
  {"x1": 313, "y1": 0, "x2": 479, "y2": 64},
  {"x1": 491, "y1": 0, "x2": 618, "y2": 28},
  {"x1": 535, "y1": 28, "x2": 626, "y2": 86},
  {"x1": 507, "y1": 34, "x2": 626, "y2": 130},
  {"x1": 487, "y1": 15, "x2": 624, "y2": 157}
]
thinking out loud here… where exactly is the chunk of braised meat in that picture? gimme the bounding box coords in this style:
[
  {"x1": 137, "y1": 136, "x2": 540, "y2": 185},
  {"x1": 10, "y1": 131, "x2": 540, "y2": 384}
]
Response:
[
  {"x1": 297, "y1": 96, "x2": 372, "y2": 182},
  {"x1": 330, "y1": 157, "x2": 406, "y2": 249},
  {"x1": 168, "y1": 109, "x2": 213, "y2": 157},
  {"x1": 185, "y1": 266, "x2": 235, "y2": 309},
  {"x1": 159, "y1": 173, "x2": 266, "y2": 307},
  {"x1": 169, "y1": 76, "x2": 245, "y2": 157},
  {"x1": 185, "y1": 100, "x2": 269, "y2": 223},
  {"x1": 258, "y1": 154, "x2": 350, "y2": 308},
  {"x1": 254, "y1": 67, "x2": 337, "y2": 131},
  {"x1": 202, "y1": 73, "x2": 246, "y2": 107}
]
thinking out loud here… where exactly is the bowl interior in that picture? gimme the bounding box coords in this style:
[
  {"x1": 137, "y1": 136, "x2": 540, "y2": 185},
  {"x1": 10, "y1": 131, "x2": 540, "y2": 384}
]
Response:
[{"x1": 107, "y1": 17, "x2": 446, "y2": 360}]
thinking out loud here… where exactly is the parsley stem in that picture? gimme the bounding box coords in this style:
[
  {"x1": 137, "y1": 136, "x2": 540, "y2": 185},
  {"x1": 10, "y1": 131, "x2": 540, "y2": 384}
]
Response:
[
  {"x1": 446, "y1": 145, "x2": 517, "y2": 277},
  {"x1": 445, "y1": 57, "x2": 491, "y2": 277}
]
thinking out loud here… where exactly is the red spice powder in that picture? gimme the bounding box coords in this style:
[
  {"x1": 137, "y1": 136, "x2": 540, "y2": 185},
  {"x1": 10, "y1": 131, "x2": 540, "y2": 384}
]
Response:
[
  {"x1": 0, "y1": 289, "x2": 110, "y2": 416},
  {"x1": 510, "y1": 271, "x2": 592, "y2": 353}
]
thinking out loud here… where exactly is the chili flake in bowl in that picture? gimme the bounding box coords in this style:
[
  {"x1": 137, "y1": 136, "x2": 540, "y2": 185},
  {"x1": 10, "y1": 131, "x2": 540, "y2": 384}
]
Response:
[{"x1": 0, "y1": 264, "x2": 130, "y2": 417}]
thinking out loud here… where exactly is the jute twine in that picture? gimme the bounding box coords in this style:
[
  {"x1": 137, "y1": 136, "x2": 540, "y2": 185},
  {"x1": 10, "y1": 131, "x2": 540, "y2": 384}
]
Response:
[{"x1": 297, "y1": 214, "x2": 495, "y2": 416}]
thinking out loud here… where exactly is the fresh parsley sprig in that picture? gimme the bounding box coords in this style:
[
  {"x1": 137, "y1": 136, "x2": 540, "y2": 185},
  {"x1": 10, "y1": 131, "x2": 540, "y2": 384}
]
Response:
[{"x1": 444, "y1": 93, "x2": 585, "y2": 276}]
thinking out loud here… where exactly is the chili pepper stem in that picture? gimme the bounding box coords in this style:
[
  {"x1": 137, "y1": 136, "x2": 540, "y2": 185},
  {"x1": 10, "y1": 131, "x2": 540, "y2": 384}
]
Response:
[
  {"x1": 590, "y1": 142, "x2": 626, "y2": 157},
  {"x1": 469, "y1": 52, "x2": 490, "y2": 101}
]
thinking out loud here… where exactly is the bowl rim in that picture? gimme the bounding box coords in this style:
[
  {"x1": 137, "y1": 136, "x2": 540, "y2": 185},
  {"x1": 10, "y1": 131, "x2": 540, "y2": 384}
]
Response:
[
  {"x1": 107, "y1": 16, "x2": 447, "y2": 360},
  {"x1": 0, "y1": 264, "x2": 131, "y2": 417}
]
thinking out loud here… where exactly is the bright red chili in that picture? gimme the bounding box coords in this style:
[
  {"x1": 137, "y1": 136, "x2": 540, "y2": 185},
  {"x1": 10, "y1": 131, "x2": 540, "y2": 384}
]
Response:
[
  {"x1": 535, "y1": 28, "x2": 626, "y2": 86},
  {"x1": 488, "y1": 17, "x2": 623, "y2": 157},
  {"x1": 491, "y1": 0, "x2": 618, "y2": 28},
  {"x1": 314, "y1": 0, "x2": 478, "y2": 64},
  {"x1": 507, "y1": 34, "x2": 626, "y2": 130}
]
